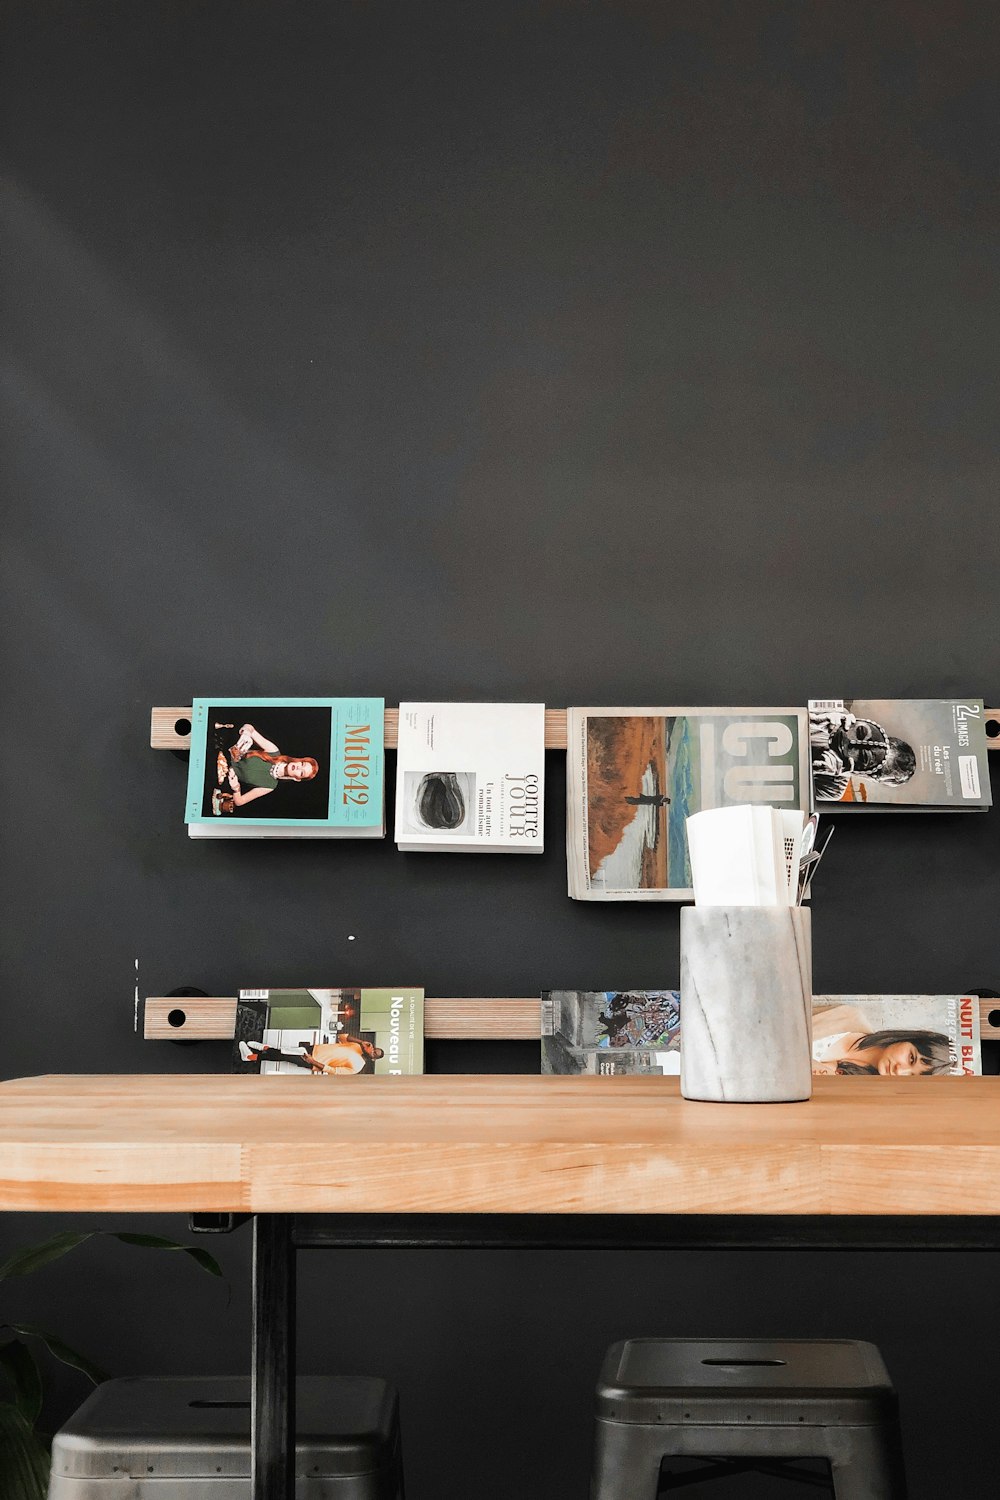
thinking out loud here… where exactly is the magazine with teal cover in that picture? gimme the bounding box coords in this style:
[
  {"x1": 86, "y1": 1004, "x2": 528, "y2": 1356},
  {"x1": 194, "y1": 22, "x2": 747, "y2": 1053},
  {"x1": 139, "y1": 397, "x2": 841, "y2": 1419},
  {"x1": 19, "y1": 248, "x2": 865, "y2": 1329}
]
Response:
[{"x1": 184, "y1": 697, "x2": 384, "y2": 834}]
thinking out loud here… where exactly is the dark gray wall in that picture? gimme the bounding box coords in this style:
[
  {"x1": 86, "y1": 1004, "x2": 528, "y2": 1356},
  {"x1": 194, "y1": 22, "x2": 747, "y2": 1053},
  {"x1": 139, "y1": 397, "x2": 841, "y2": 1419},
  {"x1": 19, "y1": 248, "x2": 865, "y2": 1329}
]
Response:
[{"x1": 3, "y1": 3, "x2": 999, "y2": 1496}]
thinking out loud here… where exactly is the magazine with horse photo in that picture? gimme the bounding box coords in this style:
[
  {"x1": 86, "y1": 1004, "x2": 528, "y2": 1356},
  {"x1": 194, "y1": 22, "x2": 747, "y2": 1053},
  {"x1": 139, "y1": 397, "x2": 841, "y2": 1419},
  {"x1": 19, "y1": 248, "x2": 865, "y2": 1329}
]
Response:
[{"x1": 541, "y1": 989, "x2": 682, "y2": 1074}]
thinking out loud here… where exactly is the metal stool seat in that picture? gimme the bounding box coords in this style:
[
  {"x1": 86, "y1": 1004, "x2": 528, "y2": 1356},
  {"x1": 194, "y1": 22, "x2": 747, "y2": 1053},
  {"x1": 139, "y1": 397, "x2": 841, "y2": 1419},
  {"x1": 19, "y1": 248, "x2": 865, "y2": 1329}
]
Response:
[
  {"x1": 48, "y1": 1375, "x2": 404, "y2": 1498},
  {"x1": 591, "y1": 1338, "x2": 907, "y2": 1498}
]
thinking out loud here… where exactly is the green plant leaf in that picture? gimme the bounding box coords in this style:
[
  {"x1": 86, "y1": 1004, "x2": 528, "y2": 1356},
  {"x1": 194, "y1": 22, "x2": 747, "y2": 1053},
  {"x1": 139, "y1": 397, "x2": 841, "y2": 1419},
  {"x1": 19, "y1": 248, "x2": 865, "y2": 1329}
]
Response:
[
  {"x1": 0, "y1": 1232, "x2": 93, "y2": 1282},
  {"x1": 0, "y1": 1339, "x2": 43, "y2": 1424},
  {"x1": 0, "y1": 1402, "x2": 50, "y2": 1500},
  {"x1": 0, "y1": 1229, "x2": 223, "y2": 1287},
  {"x1": 106, "y1": 1233, "x2": 223, "y2": 1278},
  {"x1": 7, "y1": 1325, "x2": 110, "y2": 1386}
]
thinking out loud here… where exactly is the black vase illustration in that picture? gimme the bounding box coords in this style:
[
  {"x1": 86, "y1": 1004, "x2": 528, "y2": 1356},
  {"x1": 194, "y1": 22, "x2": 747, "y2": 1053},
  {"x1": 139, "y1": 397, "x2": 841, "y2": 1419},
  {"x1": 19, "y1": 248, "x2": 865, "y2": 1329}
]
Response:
[{"x1": 415, "y1": 772, "x2": 466, "y2": 830}]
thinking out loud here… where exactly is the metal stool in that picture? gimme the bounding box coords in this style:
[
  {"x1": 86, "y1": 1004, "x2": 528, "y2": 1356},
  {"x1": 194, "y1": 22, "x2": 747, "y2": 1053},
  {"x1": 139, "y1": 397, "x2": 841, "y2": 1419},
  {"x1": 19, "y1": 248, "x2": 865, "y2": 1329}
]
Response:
[
  {"x1": 591, "y1": 1338, "x2": 907, "y2": 1498},
  {"x1": 48, "y1": 1375, "x2": 403, "y2": 1498}
]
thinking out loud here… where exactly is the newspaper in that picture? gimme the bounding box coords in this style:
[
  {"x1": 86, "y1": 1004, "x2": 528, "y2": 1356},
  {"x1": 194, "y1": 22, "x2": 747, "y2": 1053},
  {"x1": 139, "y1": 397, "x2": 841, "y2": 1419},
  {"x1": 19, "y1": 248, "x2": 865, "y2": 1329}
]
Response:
[{"x1": 566, "y1": 707, "x2": 810, "y2": 899}]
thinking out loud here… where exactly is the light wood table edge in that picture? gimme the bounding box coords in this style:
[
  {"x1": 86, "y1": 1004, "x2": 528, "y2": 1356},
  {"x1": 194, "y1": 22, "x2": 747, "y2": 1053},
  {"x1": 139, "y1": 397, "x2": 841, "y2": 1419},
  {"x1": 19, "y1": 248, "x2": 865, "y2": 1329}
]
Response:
[{"x1": 4, "y1": 1075, "x2": 1000, "y2": 1216}]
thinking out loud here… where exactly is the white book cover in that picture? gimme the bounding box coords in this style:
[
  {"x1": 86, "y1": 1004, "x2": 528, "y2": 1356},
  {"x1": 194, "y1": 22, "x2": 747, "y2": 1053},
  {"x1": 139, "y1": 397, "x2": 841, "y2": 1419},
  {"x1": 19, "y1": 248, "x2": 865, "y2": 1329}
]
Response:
[{"x1": 395, "y1": 702, "x2": 545, "y2": 852}]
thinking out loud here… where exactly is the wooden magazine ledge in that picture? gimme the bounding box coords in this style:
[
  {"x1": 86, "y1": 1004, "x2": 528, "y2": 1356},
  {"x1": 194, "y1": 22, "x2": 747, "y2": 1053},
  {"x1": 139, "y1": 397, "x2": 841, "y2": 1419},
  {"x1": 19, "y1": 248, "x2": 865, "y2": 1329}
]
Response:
[
  {"x1": 145, "y1": 994, "x2": 1000, "y2": 1042},
  {"x1": 151, "y1": 707, "x2": 1000, "y2": 752},
  {"x1": 149, "y1": 702, "x2": 1000, "y2": 1048},
  {"x1": 151, "y1": 707, "x2": 569, "y2": 750}
]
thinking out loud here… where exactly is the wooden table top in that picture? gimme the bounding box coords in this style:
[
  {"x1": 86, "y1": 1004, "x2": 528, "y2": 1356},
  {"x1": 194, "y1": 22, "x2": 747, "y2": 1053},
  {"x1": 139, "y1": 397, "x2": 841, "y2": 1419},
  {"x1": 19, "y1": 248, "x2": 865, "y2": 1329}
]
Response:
[{"x1": 1, "y1": 1073, "x2": 998, "y2": 1215}]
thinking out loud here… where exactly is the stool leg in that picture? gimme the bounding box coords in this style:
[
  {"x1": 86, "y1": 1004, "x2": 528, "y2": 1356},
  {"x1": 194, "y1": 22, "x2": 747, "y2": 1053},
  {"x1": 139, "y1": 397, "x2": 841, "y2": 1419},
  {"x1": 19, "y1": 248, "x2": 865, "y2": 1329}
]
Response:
[
  {"x1": 592, "y1": 1419, "x2": 908, "y2": 1500},
  {"x1": 590, "y1": 1421, "x2": 670, "y2": 1500},
  {"x1": 828, "y1": 1425, "x2": 908, "y2": 1500}
]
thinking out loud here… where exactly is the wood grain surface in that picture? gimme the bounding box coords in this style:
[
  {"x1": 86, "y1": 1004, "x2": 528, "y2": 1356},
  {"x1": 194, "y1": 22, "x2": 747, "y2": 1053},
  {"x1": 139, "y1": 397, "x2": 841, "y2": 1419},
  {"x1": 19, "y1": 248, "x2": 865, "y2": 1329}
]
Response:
[
  {"x1": 2, "y1": 1074, "x2": 998, "y2": 1216},
  {"x1": 150, "y1": 706, "x2": 569, "y2": 750},
  {"x1": 144, "y1": 995, "x2": 547, "y2": 1040},
  {"x1": 152, "y1": 706, "x2": 1000, "y2": 753}
]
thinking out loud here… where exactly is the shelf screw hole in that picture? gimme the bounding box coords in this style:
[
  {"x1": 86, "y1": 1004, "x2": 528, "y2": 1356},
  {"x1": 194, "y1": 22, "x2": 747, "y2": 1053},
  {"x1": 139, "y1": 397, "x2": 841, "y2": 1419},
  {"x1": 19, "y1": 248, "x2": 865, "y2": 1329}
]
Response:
[
  {"x1": 167, "y1": 1009, "x2": 187, "y2": 1028},
  {"x1": 175, "y1": 717, "x2": 192, "y2": 736}
]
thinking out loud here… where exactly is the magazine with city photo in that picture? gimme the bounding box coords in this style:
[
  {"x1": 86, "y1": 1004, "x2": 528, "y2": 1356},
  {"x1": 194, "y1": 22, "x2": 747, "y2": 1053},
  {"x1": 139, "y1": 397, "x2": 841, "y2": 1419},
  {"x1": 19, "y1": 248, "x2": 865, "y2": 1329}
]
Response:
[
  {"x1": 233, "y1": 987, "x2": 424, "y2": 1076},
  {"x1": 566, "y1": 707, "x2": 811, "y2": 900},
  {"x1": 812, "y1": 994, "x2": 981, "y2": 1076},
  {"x1": 808, "y1": 699, "x2": 991, "y2": 809},
  {"x1": 395, "y1": 702, "x2": 545, "y2": 852},
  {"x1": 540, "y1": 990, "x2": 681, "y2": 1074},
  {"x1": 185, "y1": 697, "x2": 385, "y2": 838}
]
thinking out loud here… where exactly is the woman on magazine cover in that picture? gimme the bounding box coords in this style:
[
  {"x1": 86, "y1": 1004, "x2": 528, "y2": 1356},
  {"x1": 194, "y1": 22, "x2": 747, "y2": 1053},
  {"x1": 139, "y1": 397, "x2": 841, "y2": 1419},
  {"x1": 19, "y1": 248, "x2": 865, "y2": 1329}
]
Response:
[
  {"x1": 811, "y1": 1003, "x2": 952, "y2": 1076},
  {"x1": 214, "y1": 721, "x2": 319, "y2": 813},
  {"x1": 239, "y1": 1035, "x2": 384, "y2": 1074}
]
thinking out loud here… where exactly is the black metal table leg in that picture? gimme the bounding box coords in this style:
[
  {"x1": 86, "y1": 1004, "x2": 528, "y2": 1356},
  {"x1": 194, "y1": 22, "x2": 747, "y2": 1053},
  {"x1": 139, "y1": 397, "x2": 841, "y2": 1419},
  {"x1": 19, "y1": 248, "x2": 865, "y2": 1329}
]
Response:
[{"x1": 252, "y1": 1213, "x2": 296, "y2": 1500}]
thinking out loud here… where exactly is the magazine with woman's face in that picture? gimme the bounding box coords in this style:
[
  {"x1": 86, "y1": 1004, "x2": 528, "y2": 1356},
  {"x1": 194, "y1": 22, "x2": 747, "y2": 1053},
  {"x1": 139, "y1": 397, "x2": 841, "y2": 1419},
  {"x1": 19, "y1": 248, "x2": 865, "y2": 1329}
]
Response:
[{"x1": 811, "y1": 995, "x2": 981, "y2": 1077}]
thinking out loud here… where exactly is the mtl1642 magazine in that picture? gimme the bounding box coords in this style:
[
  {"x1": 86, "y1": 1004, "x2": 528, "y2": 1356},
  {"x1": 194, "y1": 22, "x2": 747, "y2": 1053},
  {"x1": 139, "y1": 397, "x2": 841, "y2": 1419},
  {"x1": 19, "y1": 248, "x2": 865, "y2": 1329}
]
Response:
[
  {"x1": 566, "y1": 707, "x2": 811, "y2": 900},
  {"x1": 185, "y1": 697, "x2": 385, "y2": 838}
]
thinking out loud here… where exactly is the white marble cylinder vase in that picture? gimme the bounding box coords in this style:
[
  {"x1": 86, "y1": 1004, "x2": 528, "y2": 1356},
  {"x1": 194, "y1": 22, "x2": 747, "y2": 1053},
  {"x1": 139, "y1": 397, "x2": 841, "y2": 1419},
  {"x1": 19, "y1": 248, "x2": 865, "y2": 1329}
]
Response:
[{"x1": 680, "y1": 907, "x2": 812, "y2": 1103}]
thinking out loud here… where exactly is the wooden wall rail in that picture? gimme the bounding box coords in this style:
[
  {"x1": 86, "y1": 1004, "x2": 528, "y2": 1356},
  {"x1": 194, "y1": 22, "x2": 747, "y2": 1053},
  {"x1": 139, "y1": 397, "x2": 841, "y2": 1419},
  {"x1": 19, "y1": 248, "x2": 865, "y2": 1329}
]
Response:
[
  {"x1": 145, "y1": 996, "x2": 545, "y2": 1041},
  {"x1": 149, "y1": 702, "x2": 1000, "y2": 1051},
  {"x1": 151, "y1": 706, "x2": 1000, "y2": 753},
  {"x1": 145, "y1": 994, "x2": 1000, "y2": 1042},
  {"x1": 151, "y1": 707, "x2": 568, "y2": 751}
]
